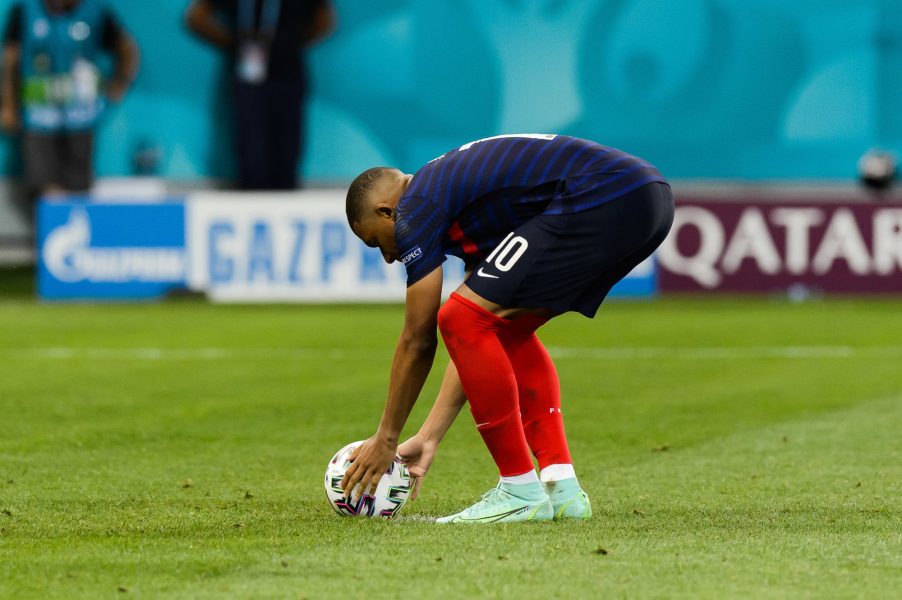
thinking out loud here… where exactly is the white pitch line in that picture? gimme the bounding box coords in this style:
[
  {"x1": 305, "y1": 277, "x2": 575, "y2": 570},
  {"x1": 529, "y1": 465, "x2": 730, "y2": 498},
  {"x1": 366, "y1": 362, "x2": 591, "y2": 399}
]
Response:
[
  {"x1": 547, "y1": 346, "x2": 870, "y2": 360},
  {"x1": 0, "y1": 347, "x2": 356, "y2": 361},
  {"x1": 1, "y1": 346, "x2": 901, "y2": 361}
]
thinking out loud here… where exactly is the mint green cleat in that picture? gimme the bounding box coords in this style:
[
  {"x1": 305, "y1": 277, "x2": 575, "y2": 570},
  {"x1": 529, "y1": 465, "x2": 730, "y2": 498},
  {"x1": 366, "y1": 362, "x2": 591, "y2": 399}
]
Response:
[
  {"x1": 436, "y1": 481, "x2": 554, "y2": 524},
  {"x1": 544, "y1": 478, "x2": 592, "y2": 520}
]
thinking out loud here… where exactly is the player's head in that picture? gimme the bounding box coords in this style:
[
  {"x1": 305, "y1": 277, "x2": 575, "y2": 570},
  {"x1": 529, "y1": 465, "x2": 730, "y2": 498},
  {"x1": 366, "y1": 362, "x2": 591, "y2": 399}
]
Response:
[{"x1": 346, "y1": 167, "x2": 411, "y2": 263}]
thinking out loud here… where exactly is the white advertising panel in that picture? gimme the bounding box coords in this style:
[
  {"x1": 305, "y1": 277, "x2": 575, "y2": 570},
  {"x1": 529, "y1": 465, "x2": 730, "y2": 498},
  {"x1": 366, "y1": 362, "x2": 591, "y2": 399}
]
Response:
[{"x1": 185, "y1": 190, "x2": 466, "y2": 302}]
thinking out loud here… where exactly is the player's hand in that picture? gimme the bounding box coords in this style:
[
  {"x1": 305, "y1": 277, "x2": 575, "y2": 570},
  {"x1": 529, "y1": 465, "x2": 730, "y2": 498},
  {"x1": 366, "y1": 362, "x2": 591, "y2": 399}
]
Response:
[
  {"x1": 340, "y1": 435, "x2": 396, "y2": 502},
  {"x1": 397, "y1": 434, "x2": 437, "y2": 501}
]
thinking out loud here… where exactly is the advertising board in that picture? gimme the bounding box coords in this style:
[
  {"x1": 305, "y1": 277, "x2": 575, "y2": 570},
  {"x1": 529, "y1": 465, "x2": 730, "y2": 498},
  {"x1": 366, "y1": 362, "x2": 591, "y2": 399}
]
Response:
[
  {"x1": 35, "y1": 191, "x2": 660, "y2": 302},
  {"x1": 37, "y1": 200, "x2": 187, "y2": 300},
  {"x1": 659, "y1": 197, "x2": 902, "y2": 293}
]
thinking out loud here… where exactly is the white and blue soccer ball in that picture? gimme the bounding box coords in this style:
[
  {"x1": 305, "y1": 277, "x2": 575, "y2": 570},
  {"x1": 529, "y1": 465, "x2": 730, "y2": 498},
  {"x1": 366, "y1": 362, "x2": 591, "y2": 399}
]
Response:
[{"x1": 324, "y1": 440, "x2": 411, "y2": 518}]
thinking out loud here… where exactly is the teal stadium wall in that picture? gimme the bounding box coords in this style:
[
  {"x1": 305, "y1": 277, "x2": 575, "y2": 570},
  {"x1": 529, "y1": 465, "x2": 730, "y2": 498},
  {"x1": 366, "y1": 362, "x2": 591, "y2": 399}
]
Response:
[{"x1": 1, "y1": 0, "x2": 901, "y2": 182}]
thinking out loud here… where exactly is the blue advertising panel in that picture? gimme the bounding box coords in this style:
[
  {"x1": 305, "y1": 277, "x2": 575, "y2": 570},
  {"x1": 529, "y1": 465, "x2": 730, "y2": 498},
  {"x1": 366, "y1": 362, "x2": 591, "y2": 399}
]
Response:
[{"x1": 37, "y1": 200, "x2": 187, "y2": 300}]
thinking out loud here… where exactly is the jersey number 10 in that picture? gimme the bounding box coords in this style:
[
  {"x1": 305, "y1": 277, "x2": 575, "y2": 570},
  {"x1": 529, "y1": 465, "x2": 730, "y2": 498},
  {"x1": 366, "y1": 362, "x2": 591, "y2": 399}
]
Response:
[{"x1": 486, "y1": 232, "x2": 529, "y2": 272}]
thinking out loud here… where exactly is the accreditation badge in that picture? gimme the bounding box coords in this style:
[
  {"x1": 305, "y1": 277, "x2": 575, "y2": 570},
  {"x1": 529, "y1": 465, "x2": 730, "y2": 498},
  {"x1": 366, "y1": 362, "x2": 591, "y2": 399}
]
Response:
[{"x1": 237, "y1": 41, "x2": 269, "y2": 84}]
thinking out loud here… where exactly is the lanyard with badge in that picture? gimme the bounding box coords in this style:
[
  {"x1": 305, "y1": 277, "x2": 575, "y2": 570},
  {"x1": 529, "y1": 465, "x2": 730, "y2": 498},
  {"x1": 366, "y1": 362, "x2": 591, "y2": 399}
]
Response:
[{"x1": 237, "y1": 0, "x2": 281, "y2": 84}]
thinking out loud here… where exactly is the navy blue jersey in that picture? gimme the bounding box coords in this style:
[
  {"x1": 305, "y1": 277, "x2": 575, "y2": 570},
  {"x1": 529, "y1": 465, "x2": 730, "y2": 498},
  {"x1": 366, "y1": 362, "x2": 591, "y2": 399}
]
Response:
[{"x1": 394, "y1": 134, "x2": 666, "y2": 285}]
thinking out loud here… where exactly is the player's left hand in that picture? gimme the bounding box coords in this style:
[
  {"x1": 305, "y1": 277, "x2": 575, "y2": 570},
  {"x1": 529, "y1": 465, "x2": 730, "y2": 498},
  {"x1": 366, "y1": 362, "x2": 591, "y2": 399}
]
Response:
[
  {"x1": 398, "y1": 434, "x2": 437, "y2": 501},
  {"x1": 340, "y1": 435, "x2": 397, "y2": 502}
]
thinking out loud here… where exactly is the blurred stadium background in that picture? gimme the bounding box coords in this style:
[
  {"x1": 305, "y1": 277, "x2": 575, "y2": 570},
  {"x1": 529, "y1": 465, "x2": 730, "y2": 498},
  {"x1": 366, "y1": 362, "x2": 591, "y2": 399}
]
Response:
[
  {"x1": 0, "y1": 0, "x2": 900, "y2": 300},
  {"x1": 1, "y1": 2, "x2": 901, "y2": 598}
]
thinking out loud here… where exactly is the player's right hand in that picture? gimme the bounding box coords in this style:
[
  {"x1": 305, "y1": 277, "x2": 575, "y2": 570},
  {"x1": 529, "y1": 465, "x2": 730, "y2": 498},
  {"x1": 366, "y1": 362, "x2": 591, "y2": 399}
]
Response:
[{"x1": 397, "y1": 434, "x2": 438, "y2": 501}]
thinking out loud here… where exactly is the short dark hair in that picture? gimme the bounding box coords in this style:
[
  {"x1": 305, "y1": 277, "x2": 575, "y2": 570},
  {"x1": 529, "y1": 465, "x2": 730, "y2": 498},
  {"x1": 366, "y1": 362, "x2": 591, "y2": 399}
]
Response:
[{"x1": 346, "y1": 167, "x2": 393, "y2": 227}]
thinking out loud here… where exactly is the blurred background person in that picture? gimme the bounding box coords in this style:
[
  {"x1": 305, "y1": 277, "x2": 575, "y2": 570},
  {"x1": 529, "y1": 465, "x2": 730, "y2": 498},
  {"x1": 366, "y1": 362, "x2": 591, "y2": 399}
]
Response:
[
  {"x1": 186, "y1": 0, "x2": 335, "y2": 191},
  {"x1": 1, "y1": 0, "x2": 139, "y2": 204}
]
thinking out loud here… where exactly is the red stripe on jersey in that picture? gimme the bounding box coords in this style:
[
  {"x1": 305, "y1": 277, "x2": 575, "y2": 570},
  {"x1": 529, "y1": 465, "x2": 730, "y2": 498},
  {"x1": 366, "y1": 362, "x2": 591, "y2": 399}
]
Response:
[{"x1": 447, "y1": 221, "x2": 479, "y2": 255}]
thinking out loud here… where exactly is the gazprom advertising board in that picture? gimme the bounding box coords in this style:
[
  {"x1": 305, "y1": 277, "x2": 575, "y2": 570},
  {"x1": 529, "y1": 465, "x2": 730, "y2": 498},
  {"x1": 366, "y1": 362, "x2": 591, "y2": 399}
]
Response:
[
  {"x1": 37, "y1": 200, "x2": 187, "y2": 300},
  {"x1": 37, "y1": 190, "x2": 658, "y2": 302}
]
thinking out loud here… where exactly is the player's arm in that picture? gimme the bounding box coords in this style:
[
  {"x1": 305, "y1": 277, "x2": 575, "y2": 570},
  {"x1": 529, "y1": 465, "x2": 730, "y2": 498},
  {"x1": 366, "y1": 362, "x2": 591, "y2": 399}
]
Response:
[
  {"x1": 378, "y1": 266, "x2": 444, "y2": 444},
  {"x1": 340, "y1": 266, "x2": 444, "y2": 498},
  {"x1": 418, "y1": 361, "x2": 467, "y2": 446},
  {"x1": 398, "y1": 266, "x2": 476, "y2": 498},
  {"x1": 398, "y1": 361, "x2": 467, "y2": 499}
]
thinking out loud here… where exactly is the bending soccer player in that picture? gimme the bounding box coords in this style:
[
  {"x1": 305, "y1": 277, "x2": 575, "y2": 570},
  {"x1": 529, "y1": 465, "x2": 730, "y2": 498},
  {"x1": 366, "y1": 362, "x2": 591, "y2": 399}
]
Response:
[{"x1": 340, "y1": 134, "x2": 673, "y2": 523}]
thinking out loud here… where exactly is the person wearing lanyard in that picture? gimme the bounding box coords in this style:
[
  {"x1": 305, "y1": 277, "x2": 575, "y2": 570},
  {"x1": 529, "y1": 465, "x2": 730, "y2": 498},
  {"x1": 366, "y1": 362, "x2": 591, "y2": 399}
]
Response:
[{"x1": 186, "y1": 0, "x2": 335, "y2": 190}]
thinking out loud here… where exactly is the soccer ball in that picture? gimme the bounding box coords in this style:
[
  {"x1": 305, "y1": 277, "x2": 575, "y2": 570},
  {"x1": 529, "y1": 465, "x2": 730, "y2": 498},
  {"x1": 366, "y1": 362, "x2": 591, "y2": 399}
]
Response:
[{"x1": 323, "y1": 440, "x2": 412, "y2": 518}]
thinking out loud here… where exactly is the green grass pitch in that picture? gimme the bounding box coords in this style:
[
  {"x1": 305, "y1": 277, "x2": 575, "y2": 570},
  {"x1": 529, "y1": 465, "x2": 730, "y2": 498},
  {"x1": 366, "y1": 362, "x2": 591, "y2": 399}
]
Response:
[{"x1": 0, "y1": 295, "x2": 900, "y2": 598}]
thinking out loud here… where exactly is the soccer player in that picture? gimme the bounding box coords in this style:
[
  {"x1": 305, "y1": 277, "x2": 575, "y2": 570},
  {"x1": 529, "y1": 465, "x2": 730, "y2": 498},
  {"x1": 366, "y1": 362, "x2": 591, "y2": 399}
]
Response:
[{"x1": 341, "y1": 134, "x2": 673, "y2": 523}]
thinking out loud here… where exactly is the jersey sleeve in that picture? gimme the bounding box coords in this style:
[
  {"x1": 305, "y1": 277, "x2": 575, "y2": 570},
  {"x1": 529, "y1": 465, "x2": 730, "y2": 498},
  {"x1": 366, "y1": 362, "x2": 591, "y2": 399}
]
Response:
[{"x1": 394, "y1": 195, "x2": 447, "y2": 286}]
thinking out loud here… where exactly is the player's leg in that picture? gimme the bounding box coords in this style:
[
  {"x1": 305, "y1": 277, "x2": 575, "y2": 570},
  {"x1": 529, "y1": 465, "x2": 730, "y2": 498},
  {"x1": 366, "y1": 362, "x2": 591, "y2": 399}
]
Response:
[
  {"x1": 439, "y1": 293, "x2": 533, "y2": 478},
  {"x1": 434, "y1": 292, "x2": 553, "y2": 523},
  {"x1": 435, "y1": 215, "x2": 588, "y2": 523},
  {"x1": 498, "y1": 316, "x2": 592, "y2": 520},
  {"x1": 436, "y1": 182, "x2": 674, "y2": 523},
  {"x1": 497, "y1": 314, "x2": 568, "y2": 466}
]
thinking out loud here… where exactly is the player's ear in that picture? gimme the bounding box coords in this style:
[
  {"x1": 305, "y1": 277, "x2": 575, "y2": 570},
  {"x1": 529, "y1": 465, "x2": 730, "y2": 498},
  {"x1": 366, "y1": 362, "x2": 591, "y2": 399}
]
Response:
[{"x1": 376, "y1": 204, "x2": 394, "y2": 219}]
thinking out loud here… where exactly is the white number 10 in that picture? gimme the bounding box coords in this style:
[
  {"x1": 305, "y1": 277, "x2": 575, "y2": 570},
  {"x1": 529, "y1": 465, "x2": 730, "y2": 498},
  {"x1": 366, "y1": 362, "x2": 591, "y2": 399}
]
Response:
[{"x1": 486, "y1": 232, "x2": 529, "y2": 272}]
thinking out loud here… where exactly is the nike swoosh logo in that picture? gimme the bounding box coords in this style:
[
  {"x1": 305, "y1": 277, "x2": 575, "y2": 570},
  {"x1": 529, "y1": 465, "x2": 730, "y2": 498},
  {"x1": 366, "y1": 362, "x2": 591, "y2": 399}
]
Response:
[
  {"x1": 455, "y1": 506, "x2": 530, "y2": 523},
  {"x1": 477, "y1": 268, "x2": 499, "y2": 279}
]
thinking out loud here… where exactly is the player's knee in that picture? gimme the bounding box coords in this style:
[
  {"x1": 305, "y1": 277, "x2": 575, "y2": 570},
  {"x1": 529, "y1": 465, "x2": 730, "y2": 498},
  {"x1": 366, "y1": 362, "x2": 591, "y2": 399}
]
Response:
[
  {"x1": 437, "y1": 295, "x2": 484, "y2": 345},
  {"x1": 439, "y1": 294, "x2": 505, "y2": 346}
]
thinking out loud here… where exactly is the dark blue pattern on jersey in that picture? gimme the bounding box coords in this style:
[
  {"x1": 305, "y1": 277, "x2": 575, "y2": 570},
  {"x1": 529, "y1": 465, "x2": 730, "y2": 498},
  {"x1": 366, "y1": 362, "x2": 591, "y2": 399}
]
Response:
[{"x1": 393, "y1": 135, "x2": 666, "y2": 285}]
